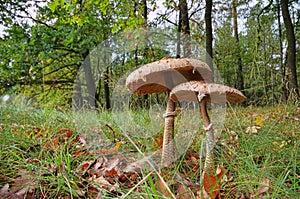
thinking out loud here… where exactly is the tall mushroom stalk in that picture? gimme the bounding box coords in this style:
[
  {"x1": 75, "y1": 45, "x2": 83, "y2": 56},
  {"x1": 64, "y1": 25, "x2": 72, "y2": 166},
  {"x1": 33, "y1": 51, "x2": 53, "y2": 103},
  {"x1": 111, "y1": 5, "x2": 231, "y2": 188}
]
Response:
[
  {"x1": 162, "y1": 92, "x2": 177, "y2": 166},
  {"x1": 125, "y1": 58, "x2": 212, "y2": 166},
  {"x1": 170, "y1": 81, "x2": 246, "y2": 175},
  {"x1": 199, "y1": 94, "x2": 215, "y2": 174}
]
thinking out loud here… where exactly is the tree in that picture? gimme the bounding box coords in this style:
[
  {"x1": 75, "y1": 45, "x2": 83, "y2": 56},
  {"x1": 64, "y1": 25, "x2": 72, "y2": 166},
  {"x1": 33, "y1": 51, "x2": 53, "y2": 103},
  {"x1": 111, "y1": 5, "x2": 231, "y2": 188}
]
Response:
[
  {"x1": 276, "y1": 0, "x2": 288, "y2": 102},
  {"x1": 180, "y1": 0, "x2": 191, "y2": 57},
  {"x1": 280, "y1": 0, "x2": 299, "y2": 99},
  {"x1": 205, "y1": 0, "x2": 213, "y2": 74},
  {"x1": 0, "y1": 0, "x2": 145, "y2": 108},
  {"x1": 232, "y1": 0, "x2": 244, "y2": 93}
]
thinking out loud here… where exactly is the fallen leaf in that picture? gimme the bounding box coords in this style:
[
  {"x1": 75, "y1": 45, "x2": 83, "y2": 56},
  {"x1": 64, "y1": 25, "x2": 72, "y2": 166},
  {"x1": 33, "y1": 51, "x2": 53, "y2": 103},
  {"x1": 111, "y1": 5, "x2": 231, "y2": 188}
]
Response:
[
  {"x1": 154, "y1": 136, "x2": 164, "y2": 148},
  {"x1": 254, "y1": 115, "x2": 263, "y2": 127},
  {"x1": 155, "y1": 177, "x2": 173, "y2": 198},
  {"x1": 246, "y1": 126, "x2": 261, "y2": 134},
  {"x1": 53, "y1": 137, "x2": 60, "y2": 146},
  {"x1": 86, "y1": 157, "x2": 104, "y2": 175},
  {"x1": 104, "y1": 168, "x2": 118, "y2": 177},
  {"x1": 203, "y1": 165, "x2": 226, "y2": 199},
  {"x1": 56, "y1": 128, "x2": 73, "y2": 138},
  {"x1": 196, "y1": 189, "x2": 209, "y2": 199},
  {"x1": 0, "y1": 184, "x2": 9, "y2": 195},
  {"x1": 80, "y1": 162, "x2": 92, "y2": 172},
  {"x1": 239, "y1": 194, "x2": 246, "y2": 199},
  {"x1": 250, "y1": 178, "x2": 270, "y2": 198},
  {"x1": 101, "y1": 142, "x2": 122, "y2": 154},
  {"x1": 88, "y1": 187, "x2": 99, "y2": 194},
  {"x1": 93, "y1": 176, "x2": 113, "y2": 189},
  {"x1": 176, "y1": 183, "x2": 194, "y2": 199}
]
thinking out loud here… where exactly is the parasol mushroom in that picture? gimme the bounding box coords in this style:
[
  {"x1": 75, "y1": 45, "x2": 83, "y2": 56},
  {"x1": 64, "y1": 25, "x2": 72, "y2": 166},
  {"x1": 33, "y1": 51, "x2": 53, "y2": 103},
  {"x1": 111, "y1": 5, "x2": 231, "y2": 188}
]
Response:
[
  {"x1": 170, "y1": 81, "x2": 246, "y2": 174},
  {"x1": 126, "y1": 57, "x2": 212, "y2": 166}
]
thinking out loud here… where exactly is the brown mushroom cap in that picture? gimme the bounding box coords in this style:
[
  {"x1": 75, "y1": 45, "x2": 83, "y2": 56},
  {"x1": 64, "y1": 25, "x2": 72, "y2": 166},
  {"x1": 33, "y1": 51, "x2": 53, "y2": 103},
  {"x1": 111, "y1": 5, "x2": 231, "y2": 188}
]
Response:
[
  {"x1": 126, "y1": 57, "x2": 213, "y2": 96},
  {"x1": 170, "y1": 81, "x2": 246, "y2": 104}
]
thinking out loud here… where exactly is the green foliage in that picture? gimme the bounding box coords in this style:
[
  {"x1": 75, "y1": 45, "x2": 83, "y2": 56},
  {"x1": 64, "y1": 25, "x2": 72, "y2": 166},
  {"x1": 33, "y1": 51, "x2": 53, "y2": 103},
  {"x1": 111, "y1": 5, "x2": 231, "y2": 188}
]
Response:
[
  {"x1": 0, "y1": 0, "x2": 299, "y2": 107},
  {"x1": 0, "y1": 0, "x2": 146, "y2": 108}
]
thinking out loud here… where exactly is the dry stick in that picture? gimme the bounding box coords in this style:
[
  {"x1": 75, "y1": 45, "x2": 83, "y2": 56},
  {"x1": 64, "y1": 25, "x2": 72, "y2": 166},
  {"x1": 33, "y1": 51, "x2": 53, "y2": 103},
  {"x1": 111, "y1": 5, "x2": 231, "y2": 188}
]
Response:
[
  {"x1": 199, "y1": 94, "x2": 215, "y2": 175},
  {"x1": 121, "y1": 172, "x2": 153, "y2": 198}
]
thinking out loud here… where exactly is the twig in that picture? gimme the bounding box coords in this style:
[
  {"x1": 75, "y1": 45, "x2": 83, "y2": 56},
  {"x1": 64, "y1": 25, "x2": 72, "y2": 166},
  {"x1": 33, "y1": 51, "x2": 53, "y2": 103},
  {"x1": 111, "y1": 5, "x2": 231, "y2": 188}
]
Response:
[
  {"x1": 105, "y1": 124, "x2": 116, "y2": 143},
  {"x1": 120, "y1": 172, "x2": 153, "y2": 198}
]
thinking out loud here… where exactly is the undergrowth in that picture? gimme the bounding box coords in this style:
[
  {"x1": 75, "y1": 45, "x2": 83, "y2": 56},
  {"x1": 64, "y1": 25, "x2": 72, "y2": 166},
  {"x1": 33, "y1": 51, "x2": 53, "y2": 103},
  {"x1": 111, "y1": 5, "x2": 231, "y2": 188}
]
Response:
[{"x1": 0, "y1": 103, "x2": 299, "y2": 198}]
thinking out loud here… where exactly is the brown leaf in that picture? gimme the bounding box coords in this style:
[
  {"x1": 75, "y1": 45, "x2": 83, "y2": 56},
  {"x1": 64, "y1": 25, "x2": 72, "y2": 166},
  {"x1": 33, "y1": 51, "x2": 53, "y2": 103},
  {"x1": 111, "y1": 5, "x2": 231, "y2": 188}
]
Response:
[
  {"x1": 80, "y1": 162, "x2": 91, "y2": 172},
  {"x1": 203, "y1": 165, "x2": 226, "y2": 199},
  {"x1": 101, "y1": 142, "x2": 122, "y2": 154},
  {"x1": 154, "y1": 135, "x2": 164, "y2": 148},
  {"x1": 56, "y1": 128, "x2": 73, "y2": 138},
  {"x1": 155, "y1": 177, "x2": 173, "y2": 198},
  {"x1": 176, "y1": 183, "x2": 194, "y2": 199},
  {"x1": 9, "y1": 170, "x2": 36, "y2": 199},
  {"x1": 250, "y1": 178, "x2": 270, "y2": 198},
  {"x1": 88, "y1": 187, "x2": 99, "y2": 194},
  {"x1": 104, "y1": 168, "x2": 118, "y2": 177},
  {"x1": 196, "y1": 189, "x2": 209, "y2": 199},
  {"x1": 0, "y1": 184, "x2": 9, "y2": 195},
  {"x1": 239, "y1": 194, "x2": 247, "y2": 199},
  {"x1": 216, "y1": 165, "x2": 226, "y2": 179},
  {"x1": 93, "y1": 176, "x2": 113, "y2": 189},
  {"x1": 74, "y1": 151, "x2": 87, "y2": 156}
]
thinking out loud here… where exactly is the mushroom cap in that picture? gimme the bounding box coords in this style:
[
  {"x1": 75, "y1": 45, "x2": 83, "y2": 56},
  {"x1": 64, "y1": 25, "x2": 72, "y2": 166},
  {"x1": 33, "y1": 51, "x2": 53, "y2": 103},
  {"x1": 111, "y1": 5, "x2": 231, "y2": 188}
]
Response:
[
  {"x1": 126, "y1": 57, "x2": 213, "y2": 96},
  {"x1": 170, "y1": 81, "x2": 246, "y2": 104}
]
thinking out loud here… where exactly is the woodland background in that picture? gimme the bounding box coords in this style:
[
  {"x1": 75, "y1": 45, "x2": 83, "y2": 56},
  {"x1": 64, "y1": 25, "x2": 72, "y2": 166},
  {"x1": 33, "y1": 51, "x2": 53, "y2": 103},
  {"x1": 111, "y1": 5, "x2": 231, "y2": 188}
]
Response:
[{"x1": 0, "y1": 0, "x2": 299, "y2": 108}]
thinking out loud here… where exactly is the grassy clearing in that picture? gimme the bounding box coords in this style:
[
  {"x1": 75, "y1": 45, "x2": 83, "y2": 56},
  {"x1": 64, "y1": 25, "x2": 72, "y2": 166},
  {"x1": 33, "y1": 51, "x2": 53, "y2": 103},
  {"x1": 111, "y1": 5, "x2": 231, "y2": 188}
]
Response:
[{"x1": 0, "y1": 103, "x2": 299, "y2": 198}]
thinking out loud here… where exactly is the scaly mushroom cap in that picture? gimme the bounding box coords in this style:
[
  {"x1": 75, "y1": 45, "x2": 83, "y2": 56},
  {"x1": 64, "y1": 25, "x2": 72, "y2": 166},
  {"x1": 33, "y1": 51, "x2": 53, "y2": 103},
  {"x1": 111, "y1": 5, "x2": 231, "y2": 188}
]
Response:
[
  {"x1": 126, "y1": 57, "x2": 213, "y2": 96},
  {"x1": 170, "y1": 81, "x2": 246, "y2": 104}
]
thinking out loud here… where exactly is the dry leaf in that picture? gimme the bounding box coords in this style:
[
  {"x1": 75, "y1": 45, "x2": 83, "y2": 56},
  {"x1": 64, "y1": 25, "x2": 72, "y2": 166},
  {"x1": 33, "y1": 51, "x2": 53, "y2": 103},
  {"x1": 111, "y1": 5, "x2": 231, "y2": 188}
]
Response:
[
  {"x1": 254, "y1": 115, "x2": 263, "y2": 127},
  {"x1": 154, "y1": 135, "x2": 164, "y2": 148},
  {"x1": 250, "y1": 178, "x2": 270, "y2": 198},
  {"x1": 101, "y1": 141, "x2": 122, "y2": 154},
  {"x1": 0, "y1": 184, "x2": 9, "y2": 195},
  {"x1": 246, "y1": 126, "x2": 261, "y2": 134},
  {"x1": 104, "y1": 169, "x2": 118, "y2": 177},
  {"x1": 155, "y1": 177, "x2": 173, "y2": 198},
  {"x1": 196, "y1": 189, "x2": 209, "y2": 199},
  {"x1": 176, "y1": 183, "x2": 194, "y2": 199},
  {"x1": 203, "y1": 165, "x2": 226, "y2": 199},
  {"x1": 92, "y1": 176, "x2": 113, "y2": 190}
]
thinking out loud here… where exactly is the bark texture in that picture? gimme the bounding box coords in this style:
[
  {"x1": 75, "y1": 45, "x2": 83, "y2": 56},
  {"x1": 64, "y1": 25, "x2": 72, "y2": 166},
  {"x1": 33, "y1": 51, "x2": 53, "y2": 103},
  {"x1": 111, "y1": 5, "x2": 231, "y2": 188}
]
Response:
[
  {"x1": 233, "y1": 0, "x2": 245, "y2": 93},
  {"x1": 205, "y1": 0, "x2": 213, "y2": 75},
  {"x1": 281, "y1": 0, "x2": 299, "y2": 98}
]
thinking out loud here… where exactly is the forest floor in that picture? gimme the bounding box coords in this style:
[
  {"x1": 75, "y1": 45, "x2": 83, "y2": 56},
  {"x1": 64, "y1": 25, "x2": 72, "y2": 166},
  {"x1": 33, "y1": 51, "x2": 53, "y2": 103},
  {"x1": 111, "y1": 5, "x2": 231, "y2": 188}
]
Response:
[{"x1": 0, "y1": 103, "x2": 299, "y2": 198}]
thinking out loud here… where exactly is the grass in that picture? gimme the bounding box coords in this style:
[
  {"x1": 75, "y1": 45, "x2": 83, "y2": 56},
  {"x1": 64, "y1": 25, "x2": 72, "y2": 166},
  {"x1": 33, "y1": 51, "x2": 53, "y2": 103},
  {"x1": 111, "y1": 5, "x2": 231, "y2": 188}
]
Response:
[{"x1": 0, "y1": 102, "x2": 299, "y2": 198}]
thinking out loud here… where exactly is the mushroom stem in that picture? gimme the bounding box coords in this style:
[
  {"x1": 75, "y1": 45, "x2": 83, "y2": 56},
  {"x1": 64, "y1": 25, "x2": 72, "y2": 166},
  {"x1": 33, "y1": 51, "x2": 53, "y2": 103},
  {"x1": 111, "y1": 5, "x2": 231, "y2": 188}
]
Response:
[
  {"x1": 199, "y1": 95, "x2": 215, "y2": 175},
  {"x1": 161, "y1": 92, "x2": 177, "y2": 166}
]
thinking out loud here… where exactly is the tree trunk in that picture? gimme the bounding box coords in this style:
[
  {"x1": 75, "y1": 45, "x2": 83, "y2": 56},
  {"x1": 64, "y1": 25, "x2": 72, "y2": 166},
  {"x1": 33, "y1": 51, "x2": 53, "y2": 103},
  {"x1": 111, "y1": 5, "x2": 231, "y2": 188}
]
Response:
[
  {"x1": 104, "y1": 66, "x2": 110, "y2": 110},
  {"x1": 142, "y1": 0, "x2": 147, "y2": 26},
  {"x1": 142, "y1": 0, "x2": 149, "y2": 108},
  {"x1": 205, "y1": 0, "x2": 213, "y2": 77},
  {"x1": 233, "y1": 0, "x2": 244, "y2": 93},
  {"x1": 277, "y1": 0, "x2": 288, "y2": 103},
  {"x1": 180, "y1": 0, "x2": 191, "y2": 57},
  {"x1": 82, "y1": 50, "x2": 96, "y2": 109},
  {"x1": 73, "y1": 74, "x2": 83, "y2": 110},
  {"x1": 102, "y1": 40, "x2": 111, "y2": 110},
  {"x1": 281, "y1": 0, "x2": 299, "y2": 99},
  {"x1": 176, "y1": 2, "x2": 182, "y2": 58}
]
